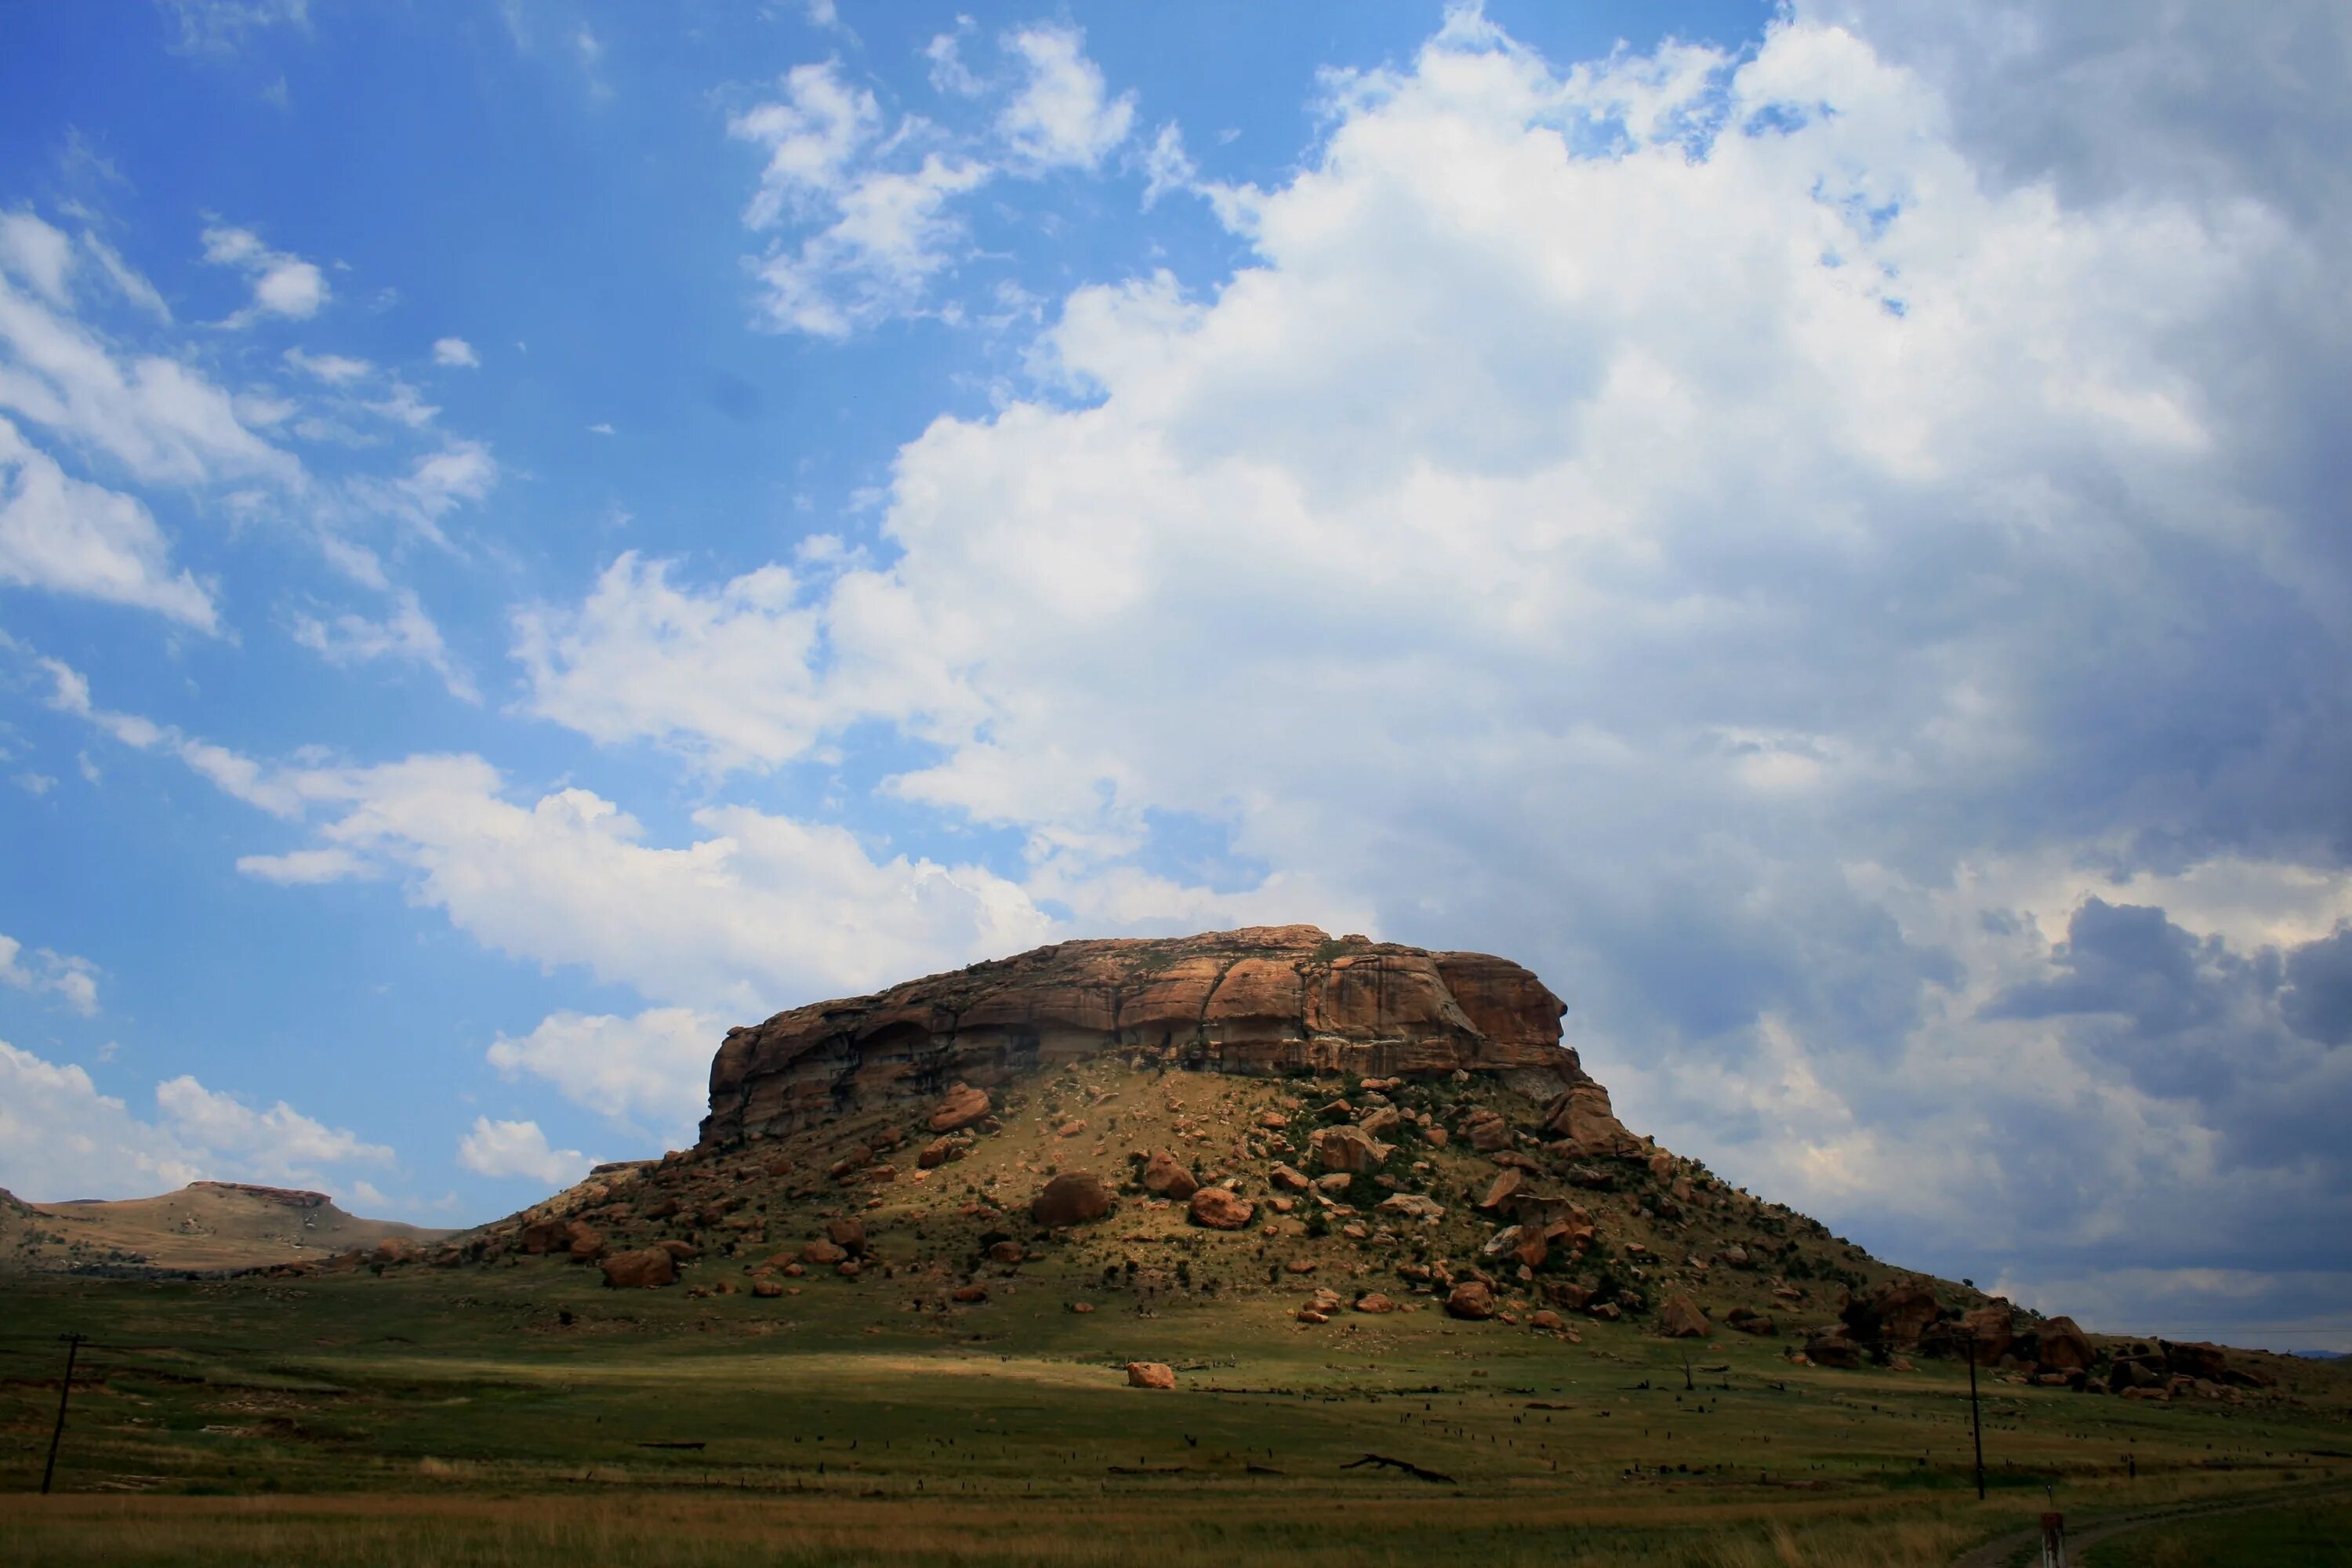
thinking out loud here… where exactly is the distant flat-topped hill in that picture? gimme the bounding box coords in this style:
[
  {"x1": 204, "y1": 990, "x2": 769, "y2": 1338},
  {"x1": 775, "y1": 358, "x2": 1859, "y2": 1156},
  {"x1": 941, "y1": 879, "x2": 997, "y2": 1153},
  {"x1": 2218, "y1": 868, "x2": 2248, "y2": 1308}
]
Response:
[{"x1": 0, "y1": 1179, "x2": 451, "y2": 1276}]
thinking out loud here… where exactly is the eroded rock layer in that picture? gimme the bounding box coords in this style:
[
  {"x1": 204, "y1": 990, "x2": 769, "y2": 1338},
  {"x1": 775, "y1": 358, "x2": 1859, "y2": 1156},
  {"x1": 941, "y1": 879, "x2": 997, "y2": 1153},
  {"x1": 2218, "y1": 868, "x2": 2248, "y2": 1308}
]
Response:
[{"x1": 702, "y1": 925, "x2": 1586, "y2": 1149}]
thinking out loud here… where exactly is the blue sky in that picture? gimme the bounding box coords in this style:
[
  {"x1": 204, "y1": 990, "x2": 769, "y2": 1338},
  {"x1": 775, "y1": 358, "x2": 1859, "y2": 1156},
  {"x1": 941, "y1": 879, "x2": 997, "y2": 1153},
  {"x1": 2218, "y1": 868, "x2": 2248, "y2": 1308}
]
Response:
[{"x1": 3, "y1": 1, "x2": 2350, "y2": 1352}]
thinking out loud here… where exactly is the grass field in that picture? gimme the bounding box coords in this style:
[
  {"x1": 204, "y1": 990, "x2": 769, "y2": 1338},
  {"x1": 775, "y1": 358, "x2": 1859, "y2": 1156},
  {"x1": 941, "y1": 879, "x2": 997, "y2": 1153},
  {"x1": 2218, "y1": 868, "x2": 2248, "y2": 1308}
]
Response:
[{"x1": 4, "y1": 1254, "x2": 2347, "y2": 1566}]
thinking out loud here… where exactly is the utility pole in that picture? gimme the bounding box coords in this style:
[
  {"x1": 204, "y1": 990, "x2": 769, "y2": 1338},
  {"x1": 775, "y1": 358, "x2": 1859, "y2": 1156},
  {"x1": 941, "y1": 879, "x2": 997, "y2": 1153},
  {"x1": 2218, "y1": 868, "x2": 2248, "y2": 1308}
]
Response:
[
  {"x1": 42, "y1": 1333, "x2": 86, "y2": 1495},
  {"x1": 1963, "y1": 1327, "x2": 1987, "y2": 1501}
]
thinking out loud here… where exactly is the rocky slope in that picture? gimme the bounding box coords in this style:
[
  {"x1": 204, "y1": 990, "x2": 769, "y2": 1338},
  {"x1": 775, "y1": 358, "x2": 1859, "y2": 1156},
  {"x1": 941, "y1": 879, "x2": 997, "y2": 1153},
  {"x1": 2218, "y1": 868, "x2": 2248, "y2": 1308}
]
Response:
[{"x1": 0, "y1": 1180, "x2": 452, "y2": 1275}]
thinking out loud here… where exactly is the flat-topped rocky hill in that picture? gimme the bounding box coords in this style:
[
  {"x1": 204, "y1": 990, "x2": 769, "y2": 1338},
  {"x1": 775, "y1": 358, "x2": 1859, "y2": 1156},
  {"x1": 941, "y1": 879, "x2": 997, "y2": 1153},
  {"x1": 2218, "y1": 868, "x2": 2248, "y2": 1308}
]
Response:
[
  {"x1": 0, "y1": 1180, "x2": 450, "y2": 1276},
  {"x1": 704, "y1": 924, "x2": 1601, "y2": 1148}
]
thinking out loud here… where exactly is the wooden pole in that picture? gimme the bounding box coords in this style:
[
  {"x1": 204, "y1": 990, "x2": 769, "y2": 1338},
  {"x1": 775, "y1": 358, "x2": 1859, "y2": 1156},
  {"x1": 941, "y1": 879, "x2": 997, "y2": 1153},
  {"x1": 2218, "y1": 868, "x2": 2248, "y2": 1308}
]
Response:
[
  {"x1": 1965, "y1": 1330, "x2": 1987, "y2": 1501},
  {"x1": 41, "y1": 1333, "x2": 85, "y2": 1496}
]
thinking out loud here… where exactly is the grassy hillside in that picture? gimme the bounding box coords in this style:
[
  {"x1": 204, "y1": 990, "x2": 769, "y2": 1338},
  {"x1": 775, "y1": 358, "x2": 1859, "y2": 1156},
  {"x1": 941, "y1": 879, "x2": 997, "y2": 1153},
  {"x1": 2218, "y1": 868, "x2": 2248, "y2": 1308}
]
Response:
[{"x1": 0, "y1": 1182, "x2": 452, "y2": 1276}]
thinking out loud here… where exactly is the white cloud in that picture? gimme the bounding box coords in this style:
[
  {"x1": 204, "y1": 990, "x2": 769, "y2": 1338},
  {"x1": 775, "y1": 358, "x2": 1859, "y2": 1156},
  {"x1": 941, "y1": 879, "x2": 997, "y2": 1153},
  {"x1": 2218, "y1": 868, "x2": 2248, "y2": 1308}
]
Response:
[
  {"x1": 563, "y1": 8, "x2": 2352, "y2": 1327},
  {"x1": 0, "y1": 415, "x2": 220, "y2": 630},
  {"x1": 291, "y1": 587, "x2": 479, "y2": 702},
  {"x1": 0, "y1": 933, "x2": 100, "y2": 1015},
  {"x1": 431, "y1": 336, "x2": 479, "y2": 368},
  {"x1": 0, "y1": 211, "x2": 74, "y2": 305},
  {"x1": 155, "y1": 1073, "x2": 394, "y2": 1174},
  {"x1": 233, "y1": 845, "x2": 372, "y2": 884},
  {"x1": 514, "y1": 552, "x2": 836, "y2": 772},
  {"x1": 730, "y1": 62, "x2": 989, "y2": 336},
  {"x1": 283, "y1": 347, "x2": 373, "y2": 384},
  {"x1": 487, "y1": 1007, "x2": 720, "y2": 1145},
  {"x1": 1139, "y1": 122, "x2": 1196, "y2": 209},
  {"x1": 0, "y1": 1039, "x2": 391, "y2": 1203},
  {"x1": 0, "y1": 216, "x2": 296, "y2": 488},
  {"x1": 924, "y1": 28, "x2": 984, "y2": 98},
  {"x1": 201, "y1": 223, "x2": 329, "y2": 323},
  {"x1": 456, "y1": 1116, "x2": 589, "y2": 1185},
  {"x1": 162, "y1": 0, "x2": 310, "y2": 55},
  {"x1": 79, "y1": 232, "x2": 172, "y2": 322},
  {"x1": 997, "y1": 23, "x2": 1134, "y2": 172}
]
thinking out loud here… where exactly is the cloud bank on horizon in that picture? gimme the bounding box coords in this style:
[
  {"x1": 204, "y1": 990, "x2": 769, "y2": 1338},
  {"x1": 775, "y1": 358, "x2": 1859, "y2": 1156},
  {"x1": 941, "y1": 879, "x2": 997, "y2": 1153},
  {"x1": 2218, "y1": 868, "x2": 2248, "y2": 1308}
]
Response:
[{"x1": 0, "y1": 0, "x2": 2347, "y2": 1349}]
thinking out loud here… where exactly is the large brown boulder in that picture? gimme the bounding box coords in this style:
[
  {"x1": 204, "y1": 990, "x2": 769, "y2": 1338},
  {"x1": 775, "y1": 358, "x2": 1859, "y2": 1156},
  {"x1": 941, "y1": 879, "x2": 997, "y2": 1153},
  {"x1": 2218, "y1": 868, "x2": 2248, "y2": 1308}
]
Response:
[
  {"x1": 1446, "y1": 1280, "x2": 1497, "y2": 1320},
  {"x1": 825, "y1": 1218, "x2": 868, "y2": 1255},
  {"x1": 1541, "y1": 1083, "x2": 1642, "y2": 1157},
  {"x1": 600, "y1": 1247, "x2": 677, "y2": 1289},
  {"x1": 1140, "y1": 1150, "x2": 1199, "y2": 1200},
  {"x1": 1308, "y1": 1123, "x2": 1392, "y2": 1174},
  {"x1": 2037, "y1": 1316, "x2": 2096, "y2": 1374},
  {"x1": 927, "y1": 1084, "x2": 992, "y2": 1133},
  {"x1": 1188, "y1": 1185, "x2": 1255, "y2": 1230},
  {"x1": 564, "y1": 1221, "x2": 605, "y2": 1262},
  {"x1": 1849, "y1": 1277, "x2": 1941, "y2": 1348},
  {"x1": 518, "y1": 1218, "x2": 568, "y2": 1255},
  {"x1": 701, "y1": 927, "x2": 1579, "y2": 1147},
  {"x1": 1126, "y1": 1362, "x2": 1176, "y2": 1390},
  {"x1": 1806, "y1": 1334, "x2": 1864, "y2": 1370},
  {"x1": 1031, "y1": 1172, "x2": 1114, "y2": 1228},
  {"x1": 1659, "y1": 1294, "x2": 1710, "y2": 1338},
  {"x1": 1478, "y1": 1168, "x2": 1526, "y2": 1212}
]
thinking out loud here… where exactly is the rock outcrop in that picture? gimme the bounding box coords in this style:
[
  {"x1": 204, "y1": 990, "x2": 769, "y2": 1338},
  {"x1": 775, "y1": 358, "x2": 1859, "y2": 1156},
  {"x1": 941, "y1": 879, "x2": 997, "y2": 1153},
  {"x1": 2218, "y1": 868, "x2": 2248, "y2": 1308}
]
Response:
[{"x1": 702, "y1": 926, "x2": 1581, "y2": 1149}]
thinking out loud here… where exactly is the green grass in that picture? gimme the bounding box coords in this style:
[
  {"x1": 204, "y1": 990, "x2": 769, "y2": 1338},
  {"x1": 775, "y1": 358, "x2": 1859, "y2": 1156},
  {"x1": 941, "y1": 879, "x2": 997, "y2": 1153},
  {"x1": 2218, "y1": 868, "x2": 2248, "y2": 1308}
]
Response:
[
  {"x1": 2080, "y1": 1498, "x2": 2352, "y2": 1567},
  {"x1": 2, "y1": 1260, "x2": 2347, "y2": 1565}
]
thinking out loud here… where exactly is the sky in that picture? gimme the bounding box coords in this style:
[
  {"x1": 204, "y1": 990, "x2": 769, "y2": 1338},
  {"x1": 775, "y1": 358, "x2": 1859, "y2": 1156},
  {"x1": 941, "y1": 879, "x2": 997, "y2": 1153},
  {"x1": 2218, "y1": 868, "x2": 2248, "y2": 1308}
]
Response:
[{"x1": 1, "y1": 0, "x2": 2348, "y2": 1352}]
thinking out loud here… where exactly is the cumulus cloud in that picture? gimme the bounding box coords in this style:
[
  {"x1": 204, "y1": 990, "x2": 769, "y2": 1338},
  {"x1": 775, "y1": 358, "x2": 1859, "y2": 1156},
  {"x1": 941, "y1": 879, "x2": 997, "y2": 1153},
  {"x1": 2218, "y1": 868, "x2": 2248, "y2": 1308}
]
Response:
[
  {"x1": 996, "y1": 23, "x2": 1134, "y2": 172},
  {"x1": 539, "y1": 5, "x2": 2352, "y2": 1336},
  {"x1": 0, "y1": 1039, "x2": 390, "y2": 1202},
  {"x1": 0, "y1": 416, "x2": 220, "y2": 629},
  {"x1": 456, "y1": 1116, "x2": 590, "y2": 1186},
  {"x1": 0, "y1": 932, "x2": 100, "y2": 1014},
  {"x1": 201, "y1": 223, "x2": 329, "y2": 323},
  {"x1": 487, "y1": 1007, "x2": 720, "y2": 1145},
  {"x1": 431, "y1": 336, "x2": 478, "y2": 368}
]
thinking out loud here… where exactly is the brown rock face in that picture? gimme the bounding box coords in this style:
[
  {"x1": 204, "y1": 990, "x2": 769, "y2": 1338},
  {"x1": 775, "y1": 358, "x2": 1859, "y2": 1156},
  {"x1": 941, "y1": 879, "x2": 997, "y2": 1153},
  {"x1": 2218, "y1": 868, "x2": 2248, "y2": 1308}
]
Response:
[
  {"x1": 700, "y1": 926, "x2": 1580, "y2": 1149},
  {"x1": 1031, "y1": 1172, "x2": 1113, "y2": 1228}
]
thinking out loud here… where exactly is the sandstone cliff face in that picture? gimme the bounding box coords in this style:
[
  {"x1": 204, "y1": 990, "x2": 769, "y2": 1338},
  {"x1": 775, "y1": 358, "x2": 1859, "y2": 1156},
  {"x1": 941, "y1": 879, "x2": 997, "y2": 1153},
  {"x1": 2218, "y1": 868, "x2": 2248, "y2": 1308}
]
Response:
[{"x1": 702, "y1": 925, "x2": 1587, "y2": 1149}]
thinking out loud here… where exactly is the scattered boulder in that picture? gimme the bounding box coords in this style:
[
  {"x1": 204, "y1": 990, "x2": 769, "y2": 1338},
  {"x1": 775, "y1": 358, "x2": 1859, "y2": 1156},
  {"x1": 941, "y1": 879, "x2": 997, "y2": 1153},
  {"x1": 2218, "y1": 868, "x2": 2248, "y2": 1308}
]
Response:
[
  {"x1": 1354, "y1": 1292, "x2": 1400, "y2": 1314},
  {"x1": 1270, "y1": 1164, "x2": 1312, "y2": 1192},
  {"x1": 1805, "y1": 1334, "x2": 1864, "y2": 1370},
  {"x1": 1308, "y1": 1124, "x2": 1392, "y2": 1174},
  {"x1": 1659, "y1": 1294, "x2": 1710, "y2": 1338},
  {"x1": 1725, "y1": 1308, "x2": 1777, "y2": 1336},
  {"x1": 1478, "y1": 1169, "x2": 1526, "y2": 1212},
  {"x1": 518, "y1": 1218, "x2": 569, "y2": 1255},
  {"x1": 1846, "y1": 1276, "x2": 1941, "y2": 1348},
  {"x1": 800, "y1": 1239, "x2": 848, "y2": 1267},
  {"x1": 564, "y1": 1222, "x2": 606, "y2": 1262},
  {"x1": 1357, "y1": 1105, "x2": 1403, "y2": 1138},
  {"x1": 952, "y1": 1283, "x2": 989, "y2": 1303},
  {"x1": 1541, "y1": 1083, "x2": 1642, "y2": 1156},
  {"x1": 600, "y1": 1248, "x2": 677, "y2": 1289},
  {"x1": 1126, "y1": 1361, "x2": 1176, "y2": 1390},
  {"x1": 1446, "y1": 1280, "x2": 1496, "y2": 1320},
  {"x1": 1141, "y1": 1150, "x2": 1200, "y2": 1200},
  {"x1": 751, "y1": 1277, "x2": 784, "y2": 1298},
  {"x1": 1377, "y1": 1192, "x2": 1445, "y2": 1222},
  {"x1": 1464, "y1": 1109, "x2": 1514, "y2": 1152},
  {"x1": 987, "y1": 1240, "x2": 1025, "y2": 1264},
  {"x1": 825, "y1": 1218, "x2": 868, "y2": 1255},
  {"x1": 1031, "y1": 1171, "x2": 1114, "y2": 1228},
  {"x1": 1189, "y1": 1185, "x2": 1255, "y2": 1230},
  {"x1": 916, "y1": 1137, "x2": 962, "y2": 1170}
]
